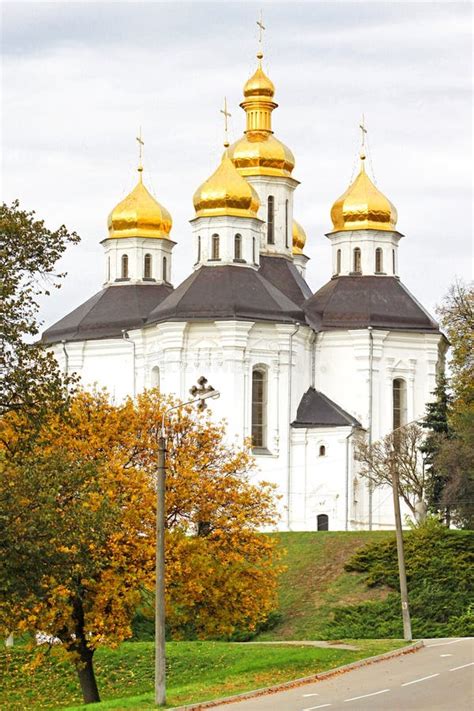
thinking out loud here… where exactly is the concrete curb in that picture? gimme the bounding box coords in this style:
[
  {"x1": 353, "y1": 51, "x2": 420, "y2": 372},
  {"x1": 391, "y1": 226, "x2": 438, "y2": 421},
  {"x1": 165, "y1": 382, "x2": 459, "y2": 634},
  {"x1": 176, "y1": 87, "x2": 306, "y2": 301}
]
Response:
[{"x1": 169, "y1": 640, "x2": 424, "y2": 710}]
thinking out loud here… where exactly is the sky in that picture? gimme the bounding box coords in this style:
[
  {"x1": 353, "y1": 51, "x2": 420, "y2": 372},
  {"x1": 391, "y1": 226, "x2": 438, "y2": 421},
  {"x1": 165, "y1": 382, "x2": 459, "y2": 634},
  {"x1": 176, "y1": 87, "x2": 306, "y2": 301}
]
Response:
[{"x1": 2, "y1": 0, "x2": 472, "y2": 332}]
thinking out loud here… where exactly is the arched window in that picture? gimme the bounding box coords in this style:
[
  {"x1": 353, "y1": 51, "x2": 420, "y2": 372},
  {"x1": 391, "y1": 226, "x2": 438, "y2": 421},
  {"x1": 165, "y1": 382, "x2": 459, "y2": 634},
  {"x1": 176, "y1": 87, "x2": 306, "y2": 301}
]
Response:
[
  {"x1": 285, "y1": 199, "x2": 289, "y2": 248},
  {"x1": 251, "y1": 367, "x2": 267, "y2": 448},
  {"x1": 317, "y1": 514, "x2": 329, "y2": 531},
  {"x1": 393, "y1": 378, "x2": 407, "y2": 430},
  {"x1": 392, "y1": 249, "x2": 396, "y2": 274},
  {"x1": 151, "y1": 366, "x2": 160, "y2": 389},
  {"x1": 252, "y1": 237, "x2": 256, "y2": 263},
  {"x1": 336, "y1": 249, "x2": 342, "y2": 275},
  {"x1": 211, "y1": 234, "x2": 220, "y2": 260},
  {"x1": 353, "y1": 247, "x2": 361, "y2": 273},
  {"x1": 375, "y1": 248, "x2": 383, "y2": 273},
  {"x1": 197, "y1": 235, "x2": 201, "y2": 262},
  {"x1": 144, "y1": 253, "x2": 152, "y2": 279},
  {"x1": 267, "y1": 196, "x2": 274, "y2": 244},
  {"x1": 107, "y1": 256, "x2": 111, "y2": 281},
  {"x1": 234, "y1": 233, "x2": 242, "y2": 260},
  {"x1": 121, "y1": 254, "x2": 129, "y2": 279},
  {"x1": 162, "y1": 256, "x2": 167, "y2": 282},
  {"x1": 319, "y1": 445, "x2": 326, "y2": 457}
]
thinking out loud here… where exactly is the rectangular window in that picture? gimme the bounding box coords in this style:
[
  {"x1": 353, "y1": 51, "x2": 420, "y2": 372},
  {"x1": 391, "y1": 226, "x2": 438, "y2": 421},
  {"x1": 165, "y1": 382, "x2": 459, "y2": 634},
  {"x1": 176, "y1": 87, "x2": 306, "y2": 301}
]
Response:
[
  {"x1": 267, "y1": 196, "x2": 274, "y2": 245},
  {"x1": 251, "y1": 369, "x2": 266, "y2": 448}
]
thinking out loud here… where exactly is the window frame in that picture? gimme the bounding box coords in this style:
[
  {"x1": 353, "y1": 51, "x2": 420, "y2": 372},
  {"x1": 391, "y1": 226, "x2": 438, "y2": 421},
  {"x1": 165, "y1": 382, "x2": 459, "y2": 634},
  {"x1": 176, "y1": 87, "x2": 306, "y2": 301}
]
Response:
[
  {"x1": 267, "y1": 196, "x2": 275, "y2": 245},
  {"x1": 251, "y1": 366, "x2": 268, "y2": 450}
]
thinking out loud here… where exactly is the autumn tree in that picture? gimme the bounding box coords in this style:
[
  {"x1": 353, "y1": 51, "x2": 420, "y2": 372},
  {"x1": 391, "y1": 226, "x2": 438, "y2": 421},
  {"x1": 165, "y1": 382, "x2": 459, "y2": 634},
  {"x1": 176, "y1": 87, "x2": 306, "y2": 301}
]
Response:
[
  {"x1": 0, "y1": 388, "x2": 281, "y2": 704},
  {"x1": 355, "y1": 423, "x2": 427, "y2": 519},
  {"x1": 431, "y1": 280, "x2": 474, "y2": 527},
  {"x1": 0, "y1": 200, "x2": 79, "y2": 419}
]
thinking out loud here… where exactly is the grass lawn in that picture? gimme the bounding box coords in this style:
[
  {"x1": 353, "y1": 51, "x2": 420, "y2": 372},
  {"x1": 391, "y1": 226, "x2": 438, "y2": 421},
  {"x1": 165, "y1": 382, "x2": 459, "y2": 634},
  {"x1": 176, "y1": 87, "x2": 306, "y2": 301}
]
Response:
[
  {"x1": 257, "y1": 531, "x2": 395, "y2": 640},
  {"x1": 1, "y1": 639, "x2": 406, "y2": 710}
]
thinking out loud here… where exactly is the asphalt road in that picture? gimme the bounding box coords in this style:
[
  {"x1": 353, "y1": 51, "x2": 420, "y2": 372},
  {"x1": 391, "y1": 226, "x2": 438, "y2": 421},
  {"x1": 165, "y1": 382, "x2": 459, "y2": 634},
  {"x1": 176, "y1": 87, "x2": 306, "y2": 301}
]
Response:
[{"x1": 211, "y1": 638, "x2": 473, "y2": 711}]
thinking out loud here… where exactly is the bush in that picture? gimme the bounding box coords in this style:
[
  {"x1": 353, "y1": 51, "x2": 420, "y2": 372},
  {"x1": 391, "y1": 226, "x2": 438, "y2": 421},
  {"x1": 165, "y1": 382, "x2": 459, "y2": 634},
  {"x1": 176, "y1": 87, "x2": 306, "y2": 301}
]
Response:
[{"x1": 323, "y1": 519, "x2": 474, "y2": 639}]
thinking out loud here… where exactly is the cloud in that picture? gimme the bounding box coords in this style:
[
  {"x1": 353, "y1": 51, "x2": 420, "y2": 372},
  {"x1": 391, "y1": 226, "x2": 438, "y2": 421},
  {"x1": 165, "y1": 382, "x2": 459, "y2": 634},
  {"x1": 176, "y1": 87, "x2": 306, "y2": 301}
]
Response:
[{"x1": 1, "y1": 1, "x2": 472, "y2": 331}]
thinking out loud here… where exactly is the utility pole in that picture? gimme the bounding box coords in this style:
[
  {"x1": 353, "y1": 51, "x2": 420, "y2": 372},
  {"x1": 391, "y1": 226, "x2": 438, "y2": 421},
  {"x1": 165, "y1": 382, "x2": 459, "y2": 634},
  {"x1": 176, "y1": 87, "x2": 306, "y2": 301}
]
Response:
[
  {"x1": 155, "y1": 433, "x2": 166, "y2": 706},
  {"x1": 390, "y1": 446, "x2": 412, "y2": 641},
  {"x1": 154, "y1": 377, "x2": 220, "y2": 707}
]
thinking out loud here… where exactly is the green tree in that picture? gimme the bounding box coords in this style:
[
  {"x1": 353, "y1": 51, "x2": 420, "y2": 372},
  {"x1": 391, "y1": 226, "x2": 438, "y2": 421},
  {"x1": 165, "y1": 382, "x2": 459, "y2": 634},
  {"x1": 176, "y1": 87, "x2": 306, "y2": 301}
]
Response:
[
  {"x1": 433, "y1": 280, "x2": 474, "y2": 528},
  {"x1": 0, "y1": 200, "x2": 79, "y2": 419},
  {"x1": 421, "y1": 372, "x2": 452, "y2": 521}
]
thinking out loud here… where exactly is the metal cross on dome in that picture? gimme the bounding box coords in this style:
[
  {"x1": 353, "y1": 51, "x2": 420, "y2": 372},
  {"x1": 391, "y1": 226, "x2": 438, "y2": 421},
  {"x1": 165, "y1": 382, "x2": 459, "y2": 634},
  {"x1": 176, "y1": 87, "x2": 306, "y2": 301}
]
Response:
[
  {"x1": 359, "y1": 114, "x2": 368, "y2": 151},
  {"x1": 257, "y1": 10, "x2": 266, "y2": 48},
  {"x1": 136, "y1": 127, "x2": 145, "y2": 173},
  {"x1": 220, "y1": 97, "x2": 232, "y2": 148},
  {"x1": 189, "y1": 376, "x2": 217, "y2": 411}
]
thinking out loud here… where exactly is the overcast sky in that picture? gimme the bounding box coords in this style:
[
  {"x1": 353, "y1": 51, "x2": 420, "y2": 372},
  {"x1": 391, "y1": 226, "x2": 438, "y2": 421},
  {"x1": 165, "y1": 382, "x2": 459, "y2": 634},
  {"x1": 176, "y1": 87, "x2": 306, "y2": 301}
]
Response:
[{"x1": 2, "y1": 0, "x2": 472, "y2": 331}]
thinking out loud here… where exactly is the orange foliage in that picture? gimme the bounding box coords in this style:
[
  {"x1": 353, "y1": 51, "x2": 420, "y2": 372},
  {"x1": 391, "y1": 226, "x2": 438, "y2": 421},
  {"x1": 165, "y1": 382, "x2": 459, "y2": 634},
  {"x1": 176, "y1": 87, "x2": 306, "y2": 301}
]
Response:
[{"x1": 0, "y1": 388, "x2": 281, "y2": 658}]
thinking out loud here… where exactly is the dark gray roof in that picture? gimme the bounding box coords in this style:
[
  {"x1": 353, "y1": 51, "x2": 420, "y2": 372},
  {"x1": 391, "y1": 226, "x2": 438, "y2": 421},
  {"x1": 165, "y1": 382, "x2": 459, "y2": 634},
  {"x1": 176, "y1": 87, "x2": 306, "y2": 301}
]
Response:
[
  {"x1": 292, "y1": 387, "x2": 361, "y2": 428},
  {"x1": 41, "y1": 284, "x2": 173, "y2": 344},
  {"x1": 303, "y1": 276, "x2": 439, "y2": 332},
  {"x1": 258, "y1": 255, "x2": 313, "y2": 306},
  {"x1": 147, "y1": 265, "x2": 304, "y2": 325}
]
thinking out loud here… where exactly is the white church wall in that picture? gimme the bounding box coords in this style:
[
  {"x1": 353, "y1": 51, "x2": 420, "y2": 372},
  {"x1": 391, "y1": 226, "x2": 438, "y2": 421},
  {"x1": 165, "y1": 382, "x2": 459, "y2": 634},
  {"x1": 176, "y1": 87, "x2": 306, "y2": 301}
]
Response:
[{"x1": 246, "y1": 175, "x2": 298, "y2": 257}]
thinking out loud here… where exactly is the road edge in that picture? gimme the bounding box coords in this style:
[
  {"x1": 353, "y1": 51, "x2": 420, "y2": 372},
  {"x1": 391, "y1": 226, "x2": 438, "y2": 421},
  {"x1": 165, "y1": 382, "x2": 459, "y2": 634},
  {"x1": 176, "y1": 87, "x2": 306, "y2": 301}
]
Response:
[{"x1": 169, "y1": 640, "x2": 424, "y2": 711}]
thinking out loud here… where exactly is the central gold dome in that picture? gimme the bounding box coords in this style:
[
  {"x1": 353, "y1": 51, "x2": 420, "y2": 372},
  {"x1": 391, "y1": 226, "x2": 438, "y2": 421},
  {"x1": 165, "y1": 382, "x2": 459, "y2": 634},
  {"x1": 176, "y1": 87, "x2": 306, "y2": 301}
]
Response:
[
  {"x1": 193, "y1": 151, "x2": 261, "y2": 219},
  {"x1": 108, "y1": 174, "x2": 172, "y2": 239},
  {"x1": 227, "y1": 53, "x2": 295, "y2": 179},
  {"x1": 330, "y1": 156, "x2": 398, "y2": 232}
]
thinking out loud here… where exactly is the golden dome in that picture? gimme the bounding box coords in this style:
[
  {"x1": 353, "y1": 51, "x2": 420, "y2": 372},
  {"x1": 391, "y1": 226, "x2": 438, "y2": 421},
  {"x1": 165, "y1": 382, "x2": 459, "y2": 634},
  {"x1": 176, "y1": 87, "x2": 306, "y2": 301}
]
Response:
[
  {"x1": 193, "y1": 151, "x2": 260, "y2": 219},
  {"x1": 330, "y1": 156, "x2": 398, "y2": 232},
  {"x1": 292, "y1": 220, "x2": 307, "y2": 255},
  {"x1": 228, "y1": 53, "x2": 295, "y2": 178},
  {"x1": 108, "y1": 173, "x2": 172, "y2": 239},
  {"x1": 243, "y1": 64, "x2": 275, "y2": 98},
  {"x1": 227, "y1": 133, "x2": 295, "y2": 178}
]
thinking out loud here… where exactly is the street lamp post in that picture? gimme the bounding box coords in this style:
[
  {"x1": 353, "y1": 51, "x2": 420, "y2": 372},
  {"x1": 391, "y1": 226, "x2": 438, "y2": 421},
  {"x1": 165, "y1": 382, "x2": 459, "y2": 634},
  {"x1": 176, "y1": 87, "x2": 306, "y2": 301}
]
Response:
[
  {"x1": 388, "y1": 417, "x2": 424, "y2": 642},
  {"x1": 155, "y1": 377, "x2": 219, "y2": 707}
]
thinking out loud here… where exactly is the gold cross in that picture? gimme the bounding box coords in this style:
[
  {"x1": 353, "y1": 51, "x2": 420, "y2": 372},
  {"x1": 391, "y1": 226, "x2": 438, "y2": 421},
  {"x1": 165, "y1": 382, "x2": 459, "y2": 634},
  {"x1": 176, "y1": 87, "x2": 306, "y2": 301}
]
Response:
[
  {"x1": 257, "y1": 9, "x2": 265, "y2": 55},
  {"x1": 359, "y1": 114, "x2": 368, "y2": 149},
  {"x1": 136, "y1": 127, "x2": 144, "y2": 173},
  {"x1": 220, "y1": 97, "x2": 232, "y2": 147}
]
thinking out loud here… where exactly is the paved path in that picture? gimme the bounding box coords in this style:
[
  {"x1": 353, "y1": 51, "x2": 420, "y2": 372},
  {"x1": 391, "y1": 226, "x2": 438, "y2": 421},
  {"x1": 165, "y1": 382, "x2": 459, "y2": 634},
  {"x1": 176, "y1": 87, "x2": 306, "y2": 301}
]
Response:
[{"x1": 211, "y1": 638, "x2": 473, "y2": 711}]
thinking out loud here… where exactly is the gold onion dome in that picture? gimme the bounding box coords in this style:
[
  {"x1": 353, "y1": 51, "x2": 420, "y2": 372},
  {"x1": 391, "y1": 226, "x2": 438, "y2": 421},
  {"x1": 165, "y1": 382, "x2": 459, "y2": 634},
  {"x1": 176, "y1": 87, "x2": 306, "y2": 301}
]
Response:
[
  {"x1": 108, "y1": 171, "x2": 172, "y2": 239},
  {"x1": 292, "y1": 220, "x2": 307, "y2": 255},
  {"x1": 193, "y1": 151, "x2": 260, "y2": 219},
  {"x1": 330, "y1": 155, "x2": 398, "y2": 232},
  {"x1": 227, "y1": 53, "x2": 295, "y2": 178}
]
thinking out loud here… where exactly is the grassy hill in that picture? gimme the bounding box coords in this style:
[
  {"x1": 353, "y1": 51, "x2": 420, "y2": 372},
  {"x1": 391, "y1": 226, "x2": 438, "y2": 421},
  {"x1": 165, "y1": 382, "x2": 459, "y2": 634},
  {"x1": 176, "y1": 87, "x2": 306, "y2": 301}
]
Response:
[{"x1": 257, "y1": 531, "x2": 395, "y2": 641}]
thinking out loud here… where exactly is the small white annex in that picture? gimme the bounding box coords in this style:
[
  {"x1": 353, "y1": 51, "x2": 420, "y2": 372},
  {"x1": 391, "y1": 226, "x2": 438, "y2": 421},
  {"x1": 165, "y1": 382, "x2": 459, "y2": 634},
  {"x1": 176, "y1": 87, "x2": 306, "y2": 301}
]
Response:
[{"x1": 43, "y1": 51, "x2": 445, "y2": 532}]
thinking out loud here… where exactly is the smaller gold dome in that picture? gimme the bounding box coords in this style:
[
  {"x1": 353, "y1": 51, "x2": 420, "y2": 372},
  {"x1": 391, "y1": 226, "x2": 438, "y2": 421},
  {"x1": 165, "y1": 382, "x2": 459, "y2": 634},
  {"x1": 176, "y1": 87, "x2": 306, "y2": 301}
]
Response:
[
  {"x1": 227, "y1": 133, "x2": 295, "y2": 178},
  {"x1": 193, "y1": 151, "x2": 260, "y2": 219},
  {"x1": 243, "y1": 64, "x2": 275, "y2": 98},
  {"x1": 292, "y1": 220, "x2": 307, "y2": 255},
  {"x1": 108, "y1": 176, "x2": 172, "y2": 239},
  {"x1": 330, "y1": 157, "x2": 398, "y2": 232}
]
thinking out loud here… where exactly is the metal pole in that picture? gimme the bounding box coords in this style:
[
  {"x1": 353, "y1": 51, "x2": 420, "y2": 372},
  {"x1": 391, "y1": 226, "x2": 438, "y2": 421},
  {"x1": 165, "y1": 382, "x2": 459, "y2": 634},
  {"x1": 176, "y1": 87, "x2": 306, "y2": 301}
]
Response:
[
  {"x1": 368, "y1": 327, "x2": 374, "y2": 530},
  {"x1": 155, "y1": 434, "x2": 166, "y2": 706},
  {"x1": 390, "y1": 450, "x2": 412, "y2": 641}
]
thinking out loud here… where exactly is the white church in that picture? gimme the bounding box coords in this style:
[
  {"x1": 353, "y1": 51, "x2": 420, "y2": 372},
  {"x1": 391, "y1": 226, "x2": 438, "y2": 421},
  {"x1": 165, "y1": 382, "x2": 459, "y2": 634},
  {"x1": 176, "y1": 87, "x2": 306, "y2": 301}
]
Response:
[{"x1": 42, "y1": 49, "x2": 444, "y2": 532}]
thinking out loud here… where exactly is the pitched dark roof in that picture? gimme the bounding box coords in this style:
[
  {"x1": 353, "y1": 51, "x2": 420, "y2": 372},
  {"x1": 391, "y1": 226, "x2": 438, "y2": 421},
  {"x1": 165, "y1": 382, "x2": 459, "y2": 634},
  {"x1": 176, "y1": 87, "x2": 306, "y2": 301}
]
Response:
[
  {"x1": 292, "y1": 387, "x2": 361, "y2": 428},
  {"x1": 41, "y1": 284, "x2": 173, "y2": 344},
  {"x1": 147, "y1": 265, "x2": 304, "y2": 325},
  {"x1": 258, "y1": 255, "x2": 313, "y2": 306},
  {"x1": 303, "y1": 276, "x2": 439, "y2": 332}
]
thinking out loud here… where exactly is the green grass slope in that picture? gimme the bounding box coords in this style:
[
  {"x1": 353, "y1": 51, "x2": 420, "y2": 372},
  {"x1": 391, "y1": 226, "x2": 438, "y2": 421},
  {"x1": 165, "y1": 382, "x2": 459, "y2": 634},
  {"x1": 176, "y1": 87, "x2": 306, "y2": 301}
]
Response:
[
  {"x1": 0, "y1": 639, "x2": 404, "y2": 710},
  {"x1": 257, "y1": 531, "x2": 395, "y2": 640}
]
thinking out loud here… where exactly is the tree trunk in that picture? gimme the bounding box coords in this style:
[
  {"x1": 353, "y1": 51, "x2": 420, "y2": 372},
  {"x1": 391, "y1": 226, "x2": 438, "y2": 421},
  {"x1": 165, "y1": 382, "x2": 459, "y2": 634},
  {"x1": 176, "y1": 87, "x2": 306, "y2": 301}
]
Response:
[{"x1": 75, "y1": 645, "x2": 100, "y2": 704}]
